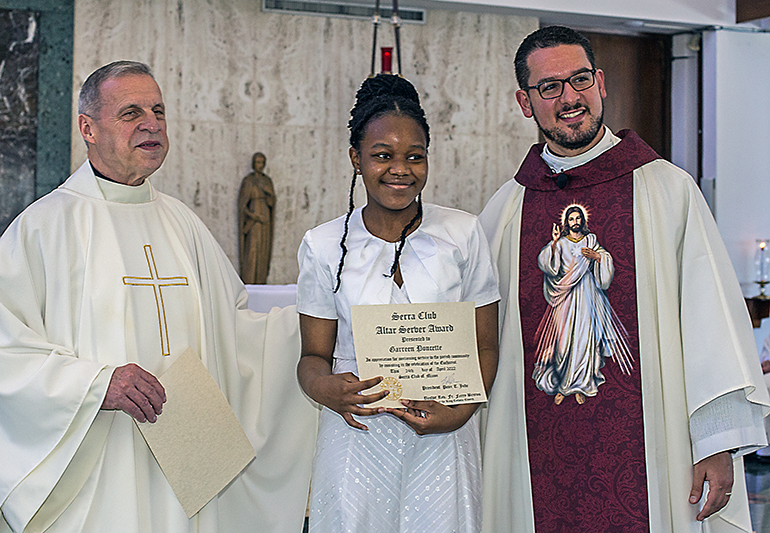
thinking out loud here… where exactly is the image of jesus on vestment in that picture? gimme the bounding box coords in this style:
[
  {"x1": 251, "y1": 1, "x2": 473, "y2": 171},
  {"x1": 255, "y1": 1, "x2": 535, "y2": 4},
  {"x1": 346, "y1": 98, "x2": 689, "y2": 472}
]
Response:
[{"x1": 534, "y1": 204, "x2": 633, "y2": 405}]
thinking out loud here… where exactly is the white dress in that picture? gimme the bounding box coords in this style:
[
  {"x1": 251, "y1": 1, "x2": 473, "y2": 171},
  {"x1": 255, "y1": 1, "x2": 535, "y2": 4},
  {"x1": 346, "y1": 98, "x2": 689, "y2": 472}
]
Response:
[{"x1": 298, "y1": 204, "x2": 500, "y2": 533}]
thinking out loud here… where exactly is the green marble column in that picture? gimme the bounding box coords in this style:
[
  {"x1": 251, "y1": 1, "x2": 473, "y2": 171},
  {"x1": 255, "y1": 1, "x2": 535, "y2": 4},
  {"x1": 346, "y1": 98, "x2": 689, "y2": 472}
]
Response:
[
  {"x1": 0, "y1": 8, "x2": 38, "y2": 233},
  {"x1": 1, "y1": 0, "x2": 73, "y2": 201}
]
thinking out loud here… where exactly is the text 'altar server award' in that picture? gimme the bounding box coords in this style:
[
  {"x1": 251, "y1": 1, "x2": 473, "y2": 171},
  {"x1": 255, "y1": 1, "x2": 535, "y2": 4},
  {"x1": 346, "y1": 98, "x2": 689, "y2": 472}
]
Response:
[{"x1": 351, "y1": 301, "x2": 487, "y2": 408}]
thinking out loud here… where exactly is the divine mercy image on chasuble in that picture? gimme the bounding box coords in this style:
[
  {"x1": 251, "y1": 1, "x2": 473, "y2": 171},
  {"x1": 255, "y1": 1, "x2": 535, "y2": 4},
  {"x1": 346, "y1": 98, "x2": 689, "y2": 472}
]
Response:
[{"x1": 533, "y1": 203, "x2": 633, "y2": 406}]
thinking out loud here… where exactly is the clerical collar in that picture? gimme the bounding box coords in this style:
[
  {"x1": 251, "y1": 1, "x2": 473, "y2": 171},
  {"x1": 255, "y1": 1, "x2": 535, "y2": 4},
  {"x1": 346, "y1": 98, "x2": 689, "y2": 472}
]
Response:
[
  {"x1": 541, "y1": 126, "x2": 620, "y2": 174},
  {"x1": 89, "y1": 162, "x2": 116, "y2": 183},
  {"x1": 88, "y1": 161, "x2": 153, "y2": 204}
]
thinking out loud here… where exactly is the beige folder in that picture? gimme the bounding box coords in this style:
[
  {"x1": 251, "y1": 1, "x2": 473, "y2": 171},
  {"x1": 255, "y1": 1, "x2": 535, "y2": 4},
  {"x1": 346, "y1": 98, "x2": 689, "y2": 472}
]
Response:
[{"x1": 136, "y1": 347, "x2": 256, "y2": 517}]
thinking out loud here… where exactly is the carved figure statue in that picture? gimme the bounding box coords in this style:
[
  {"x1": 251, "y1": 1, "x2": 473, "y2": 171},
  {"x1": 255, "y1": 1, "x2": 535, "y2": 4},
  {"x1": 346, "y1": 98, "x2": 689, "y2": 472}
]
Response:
[{"x1": 238, "y1": 152, "x2": 276, "y2": 284}]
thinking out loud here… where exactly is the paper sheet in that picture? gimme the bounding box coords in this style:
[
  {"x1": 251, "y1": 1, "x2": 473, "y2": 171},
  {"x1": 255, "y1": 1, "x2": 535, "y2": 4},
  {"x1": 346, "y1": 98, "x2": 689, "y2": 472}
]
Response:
[
  {"x1": 352, "y1": 301, "x2": 487, "y2": 408},
  {"x1": 136, "y1": 347, "x2": 256, "y2": 517}
]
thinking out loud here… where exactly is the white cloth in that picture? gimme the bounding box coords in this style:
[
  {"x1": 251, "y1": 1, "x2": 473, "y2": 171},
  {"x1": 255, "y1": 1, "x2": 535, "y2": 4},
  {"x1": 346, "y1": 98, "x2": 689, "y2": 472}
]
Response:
[
  {"x1": 0, "y1": 162, "x2": 317, "y2": 533},
  {"x1": 761, "y1": 333, "x2": 770, "y2": 364},
  {"x1": 479, "y1": 155, "x2": 770, "y2": 532},
  {"x1": 541, "y1": 125, "x2": 619, "y2": 173},
  {"x1": 245, "y1": 283, "x2": 297, "y2": 312},
  {"x1": 297, "y1": 204, "x2": 500, "y2": 532}
]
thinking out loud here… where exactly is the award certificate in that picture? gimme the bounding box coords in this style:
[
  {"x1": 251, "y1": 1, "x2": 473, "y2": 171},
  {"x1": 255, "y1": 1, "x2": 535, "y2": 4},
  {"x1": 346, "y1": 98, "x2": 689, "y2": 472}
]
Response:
[{"x1": 351, "y1": 301, "x2": 487, "y2": 408}]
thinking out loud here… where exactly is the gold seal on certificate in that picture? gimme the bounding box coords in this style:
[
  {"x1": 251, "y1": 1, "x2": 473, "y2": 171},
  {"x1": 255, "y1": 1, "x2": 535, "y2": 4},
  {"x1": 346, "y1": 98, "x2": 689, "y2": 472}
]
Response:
[
  {"x1": 380, "y1": 376, "x2": 403, "y2": 401},
  {"x1": 351, "y1": 301, "x2": 487, "y2": 408}
]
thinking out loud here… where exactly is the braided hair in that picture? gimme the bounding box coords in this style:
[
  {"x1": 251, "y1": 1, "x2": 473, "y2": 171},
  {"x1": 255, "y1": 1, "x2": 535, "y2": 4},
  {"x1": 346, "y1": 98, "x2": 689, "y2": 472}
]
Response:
[{"x1": 333, "y1": 74, "x2": 430, "y2": 292}]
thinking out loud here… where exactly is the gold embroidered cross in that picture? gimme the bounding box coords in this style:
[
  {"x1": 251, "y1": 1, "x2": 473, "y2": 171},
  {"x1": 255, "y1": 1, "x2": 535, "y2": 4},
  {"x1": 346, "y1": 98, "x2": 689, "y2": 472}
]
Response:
[{"x1": 123, "y1": 244, "x2": 189, "y2": 356}]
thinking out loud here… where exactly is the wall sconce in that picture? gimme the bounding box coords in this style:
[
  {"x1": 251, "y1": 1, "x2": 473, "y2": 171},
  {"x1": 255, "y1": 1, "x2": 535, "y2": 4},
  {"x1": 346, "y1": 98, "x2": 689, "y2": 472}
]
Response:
[{"x1": 746, "y1": 238, "x2": 770, "y2": 327}]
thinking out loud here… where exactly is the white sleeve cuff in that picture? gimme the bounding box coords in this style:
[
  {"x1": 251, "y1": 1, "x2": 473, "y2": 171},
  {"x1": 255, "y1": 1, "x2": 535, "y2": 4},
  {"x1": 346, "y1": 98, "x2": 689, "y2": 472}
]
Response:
[{"x1": 689, "y1": 389, "x2": 768, "y2": 463}]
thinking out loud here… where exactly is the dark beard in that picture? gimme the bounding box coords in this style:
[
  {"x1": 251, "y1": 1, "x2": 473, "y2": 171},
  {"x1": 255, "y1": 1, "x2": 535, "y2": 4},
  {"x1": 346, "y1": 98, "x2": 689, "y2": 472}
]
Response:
[{"x1": 534, "y1": 104, "x2": 604, "y2": 152}]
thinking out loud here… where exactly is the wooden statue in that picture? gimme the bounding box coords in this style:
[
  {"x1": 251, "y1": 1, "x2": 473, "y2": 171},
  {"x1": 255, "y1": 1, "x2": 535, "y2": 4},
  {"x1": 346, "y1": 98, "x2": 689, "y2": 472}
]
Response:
[{"x1": 238, "y1": 152, "x2": 276, "y2": 284}]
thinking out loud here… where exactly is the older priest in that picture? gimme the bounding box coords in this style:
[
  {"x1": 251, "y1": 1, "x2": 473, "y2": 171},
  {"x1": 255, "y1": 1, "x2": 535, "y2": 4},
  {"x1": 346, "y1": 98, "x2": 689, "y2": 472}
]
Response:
[{"x1": 0, "y1": 61, "x2": 316, "y2": 532}]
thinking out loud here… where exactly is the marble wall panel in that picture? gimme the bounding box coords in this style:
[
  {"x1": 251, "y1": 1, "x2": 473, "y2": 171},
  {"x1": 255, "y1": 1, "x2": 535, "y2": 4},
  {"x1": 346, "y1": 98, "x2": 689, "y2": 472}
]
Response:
[
  {"x1": 2, "y1": 0, "x2": 74, "y2": 197},
  {"x1": 0, "y1": 8, "x2": 39, "y2": 235},
  {"x1": 72, "y1": 0, "x2": 537, "y2": 283}
]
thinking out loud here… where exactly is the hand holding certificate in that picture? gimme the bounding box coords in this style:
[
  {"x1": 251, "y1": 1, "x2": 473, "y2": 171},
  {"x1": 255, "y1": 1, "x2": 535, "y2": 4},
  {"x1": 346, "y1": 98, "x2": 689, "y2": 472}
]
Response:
[{"x1": 351, "y1": 301, "x2": 488, "y2": 409}]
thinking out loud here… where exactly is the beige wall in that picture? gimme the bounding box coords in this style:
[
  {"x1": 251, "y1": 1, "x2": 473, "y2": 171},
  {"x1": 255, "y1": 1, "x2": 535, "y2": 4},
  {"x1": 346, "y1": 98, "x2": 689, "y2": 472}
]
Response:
[{"x1": 72, "y1": 0, "x2": 538, "y2": 284}]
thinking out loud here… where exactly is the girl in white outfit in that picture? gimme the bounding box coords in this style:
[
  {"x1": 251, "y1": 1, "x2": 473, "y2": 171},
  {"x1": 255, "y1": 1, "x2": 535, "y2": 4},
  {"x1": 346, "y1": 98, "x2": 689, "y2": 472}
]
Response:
[{"x1": 297, "y1": 74, "x2": 500, "y2": 532}]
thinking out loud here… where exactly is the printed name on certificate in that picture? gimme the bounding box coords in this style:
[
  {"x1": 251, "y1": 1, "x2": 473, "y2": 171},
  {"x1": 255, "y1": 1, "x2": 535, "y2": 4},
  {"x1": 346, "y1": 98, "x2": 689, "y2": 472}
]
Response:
[{"x1": 351, "y1": 301, "x2": 487, "y2": 408}]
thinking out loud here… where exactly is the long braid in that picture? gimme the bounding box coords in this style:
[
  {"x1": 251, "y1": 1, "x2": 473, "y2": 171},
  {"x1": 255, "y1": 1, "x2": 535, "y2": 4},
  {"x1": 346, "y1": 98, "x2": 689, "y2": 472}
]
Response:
[
  {"x1": 333, "y1": 171, "x2": 358, "y2": 293},
  {"x1": 388, "y1": 193, "x2": 422, "y2": 277}
]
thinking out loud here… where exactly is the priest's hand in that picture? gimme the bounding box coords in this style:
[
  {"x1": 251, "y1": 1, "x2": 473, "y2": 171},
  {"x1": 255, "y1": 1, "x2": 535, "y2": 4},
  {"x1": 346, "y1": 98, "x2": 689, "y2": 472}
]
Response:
[
  {"x1": 384, "y1": 399, "x2": 478, "y2": 435},
  {"x1": 310, "y1": 372, "x2": 389, "y2": 431},
  {"x1": 101, "y1": 364, "x2": 166, "y2": 423},
  {"x1": 690, "y1": 450, "x2": 734, "y2": 521}
]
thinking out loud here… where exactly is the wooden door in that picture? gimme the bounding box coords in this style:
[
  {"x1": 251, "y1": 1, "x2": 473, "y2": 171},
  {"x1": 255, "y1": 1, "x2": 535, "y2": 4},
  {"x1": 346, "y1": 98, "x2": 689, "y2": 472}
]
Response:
[{"x1": 582, "y1": 31, "x2": 671, "y2": 159}]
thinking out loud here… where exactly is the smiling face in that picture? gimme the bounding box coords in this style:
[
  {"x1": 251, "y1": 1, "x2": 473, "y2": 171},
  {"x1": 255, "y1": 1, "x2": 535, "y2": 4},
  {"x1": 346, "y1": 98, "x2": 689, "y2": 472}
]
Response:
[
  {"x1": 515, "y1": 44, "x2": 607, "y2": 157},
  {"x1": 350, "y1": 113, "x2": 428, "y2": 219},
  {"x1": 78, "y1": 73, "x2": 169, "y2": 185}
]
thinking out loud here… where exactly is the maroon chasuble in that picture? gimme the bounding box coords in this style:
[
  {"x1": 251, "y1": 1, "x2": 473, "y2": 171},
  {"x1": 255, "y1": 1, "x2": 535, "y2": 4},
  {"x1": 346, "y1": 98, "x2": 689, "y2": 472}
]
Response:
[{"x1": 516, "y1": 130, "x2": 659, "y2": 532}]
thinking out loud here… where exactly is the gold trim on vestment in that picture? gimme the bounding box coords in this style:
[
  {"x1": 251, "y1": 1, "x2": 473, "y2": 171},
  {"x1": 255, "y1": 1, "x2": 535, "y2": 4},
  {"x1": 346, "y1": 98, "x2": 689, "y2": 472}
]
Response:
[{"x1": 123, "y1": 244, "x2": 189, "y2": 356}]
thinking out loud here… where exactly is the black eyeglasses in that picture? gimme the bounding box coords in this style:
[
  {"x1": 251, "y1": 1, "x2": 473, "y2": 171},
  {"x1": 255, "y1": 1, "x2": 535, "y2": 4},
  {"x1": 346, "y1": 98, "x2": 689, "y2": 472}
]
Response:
[{"x1": 524, "y1": 69, "x2": 597, "y2": 100}]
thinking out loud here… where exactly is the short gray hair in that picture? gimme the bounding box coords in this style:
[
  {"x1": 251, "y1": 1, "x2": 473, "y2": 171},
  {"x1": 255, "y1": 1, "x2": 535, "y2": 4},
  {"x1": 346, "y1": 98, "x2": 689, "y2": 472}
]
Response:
[{"x1": 78, "y1": 61, "x2": 154, "y2": 117}]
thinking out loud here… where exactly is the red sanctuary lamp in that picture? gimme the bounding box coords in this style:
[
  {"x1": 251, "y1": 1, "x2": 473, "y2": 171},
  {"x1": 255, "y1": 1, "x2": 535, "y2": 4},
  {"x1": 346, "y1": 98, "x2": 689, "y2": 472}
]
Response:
[{"x1": 381, "y1": 47, "x2": 393, "y2": 73}]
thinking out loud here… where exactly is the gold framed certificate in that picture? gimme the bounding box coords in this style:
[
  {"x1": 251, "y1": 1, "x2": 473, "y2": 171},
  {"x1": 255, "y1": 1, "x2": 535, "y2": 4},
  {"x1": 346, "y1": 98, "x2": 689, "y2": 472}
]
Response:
[{"x1": 351, "y1": 301, "x2": 487, "y2": 408}]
